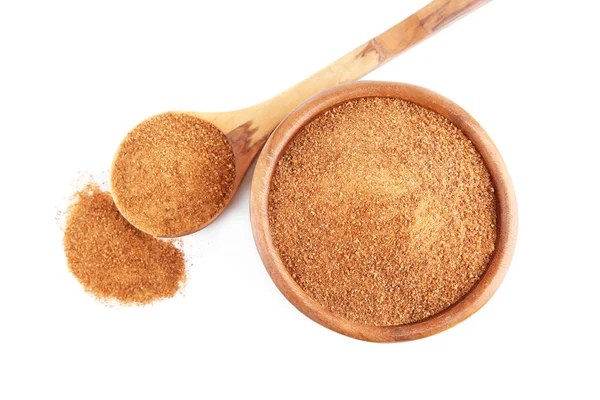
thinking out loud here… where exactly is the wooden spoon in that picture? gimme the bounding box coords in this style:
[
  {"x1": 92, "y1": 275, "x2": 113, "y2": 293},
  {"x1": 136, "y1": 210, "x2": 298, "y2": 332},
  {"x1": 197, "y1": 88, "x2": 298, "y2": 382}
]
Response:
[{"x1": 112, "y1": 0, "x2": 490, "y2": 237}]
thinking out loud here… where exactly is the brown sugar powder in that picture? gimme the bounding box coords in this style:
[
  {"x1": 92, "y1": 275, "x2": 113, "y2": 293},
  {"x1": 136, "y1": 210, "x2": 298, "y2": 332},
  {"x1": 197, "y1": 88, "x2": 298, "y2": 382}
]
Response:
[
  {"x1": 63, "y1": 184, "x2": 186, "y2": 304},
  {"x1": 111, "y1": 112, "x2": 235, "y2": 237},
  {"x1": 268, "y1": 97, "x2": 497, "y2": 326}
]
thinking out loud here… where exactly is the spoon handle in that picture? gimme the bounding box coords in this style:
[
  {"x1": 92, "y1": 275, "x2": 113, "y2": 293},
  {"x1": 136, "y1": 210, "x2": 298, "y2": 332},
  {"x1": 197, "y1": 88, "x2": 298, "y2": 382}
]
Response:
[{"x1": 230, "y1": 0, "x2": 490, "y2": 168}]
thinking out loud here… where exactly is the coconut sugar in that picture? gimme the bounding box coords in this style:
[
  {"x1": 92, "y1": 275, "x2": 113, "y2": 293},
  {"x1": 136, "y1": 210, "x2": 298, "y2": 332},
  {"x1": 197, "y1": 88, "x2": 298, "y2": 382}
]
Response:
[
  {"x1": 111, "y1": 112, "x2": 235, "y2": 237},
  {"x1": 63, "y1": 184, "x2": 186, "y2": 304},
  {"x1": 268, "y1": 97, "x2": 497, "y2": 326}
]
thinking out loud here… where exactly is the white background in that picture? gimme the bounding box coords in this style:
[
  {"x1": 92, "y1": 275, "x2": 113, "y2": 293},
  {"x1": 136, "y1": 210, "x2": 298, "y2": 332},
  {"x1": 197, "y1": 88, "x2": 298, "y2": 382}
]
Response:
[{"x1": 1, "y1": 0, "x2": 599, "y2": 398}]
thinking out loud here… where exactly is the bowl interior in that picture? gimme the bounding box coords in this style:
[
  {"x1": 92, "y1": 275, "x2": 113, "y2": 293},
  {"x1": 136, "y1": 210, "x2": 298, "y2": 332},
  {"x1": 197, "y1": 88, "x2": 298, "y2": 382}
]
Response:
[{"x1": 250, "y1": 81, "x2": 517, "y2": 342}]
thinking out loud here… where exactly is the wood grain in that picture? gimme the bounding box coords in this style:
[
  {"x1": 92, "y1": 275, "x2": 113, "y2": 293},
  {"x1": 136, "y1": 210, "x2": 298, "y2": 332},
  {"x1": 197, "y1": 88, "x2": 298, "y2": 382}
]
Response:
[{"x1": 250, "y1": 81, "x2": 517, "y2": 342}]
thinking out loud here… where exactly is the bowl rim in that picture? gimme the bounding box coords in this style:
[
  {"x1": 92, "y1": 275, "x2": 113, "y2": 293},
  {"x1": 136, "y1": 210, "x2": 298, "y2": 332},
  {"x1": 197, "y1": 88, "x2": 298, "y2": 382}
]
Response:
[{"x1": 250, "y1": 81, "x2": 518, "y2": 342}]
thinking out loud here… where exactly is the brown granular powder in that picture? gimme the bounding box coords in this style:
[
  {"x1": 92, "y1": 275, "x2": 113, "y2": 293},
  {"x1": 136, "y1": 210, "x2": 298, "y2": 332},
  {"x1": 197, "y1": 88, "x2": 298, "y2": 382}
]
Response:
[
  {"x1": 111, "y1": 112, "x2": 235, "y2": 237},
  {"x1": 63, "y1": 184, "x2": 186, "y2": 304},
  {"x1": 269, "y1": 97, "x2": 497, "y2": 326}
]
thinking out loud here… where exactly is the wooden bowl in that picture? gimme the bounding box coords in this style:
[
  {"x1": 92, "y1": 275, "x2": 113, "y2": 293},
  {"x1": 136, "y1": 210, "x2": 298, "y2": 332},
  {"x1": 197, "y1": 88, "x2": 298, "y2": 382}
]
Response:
[{"x1": 250, "y1": 81, "x2": 517, "y2": 342}]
